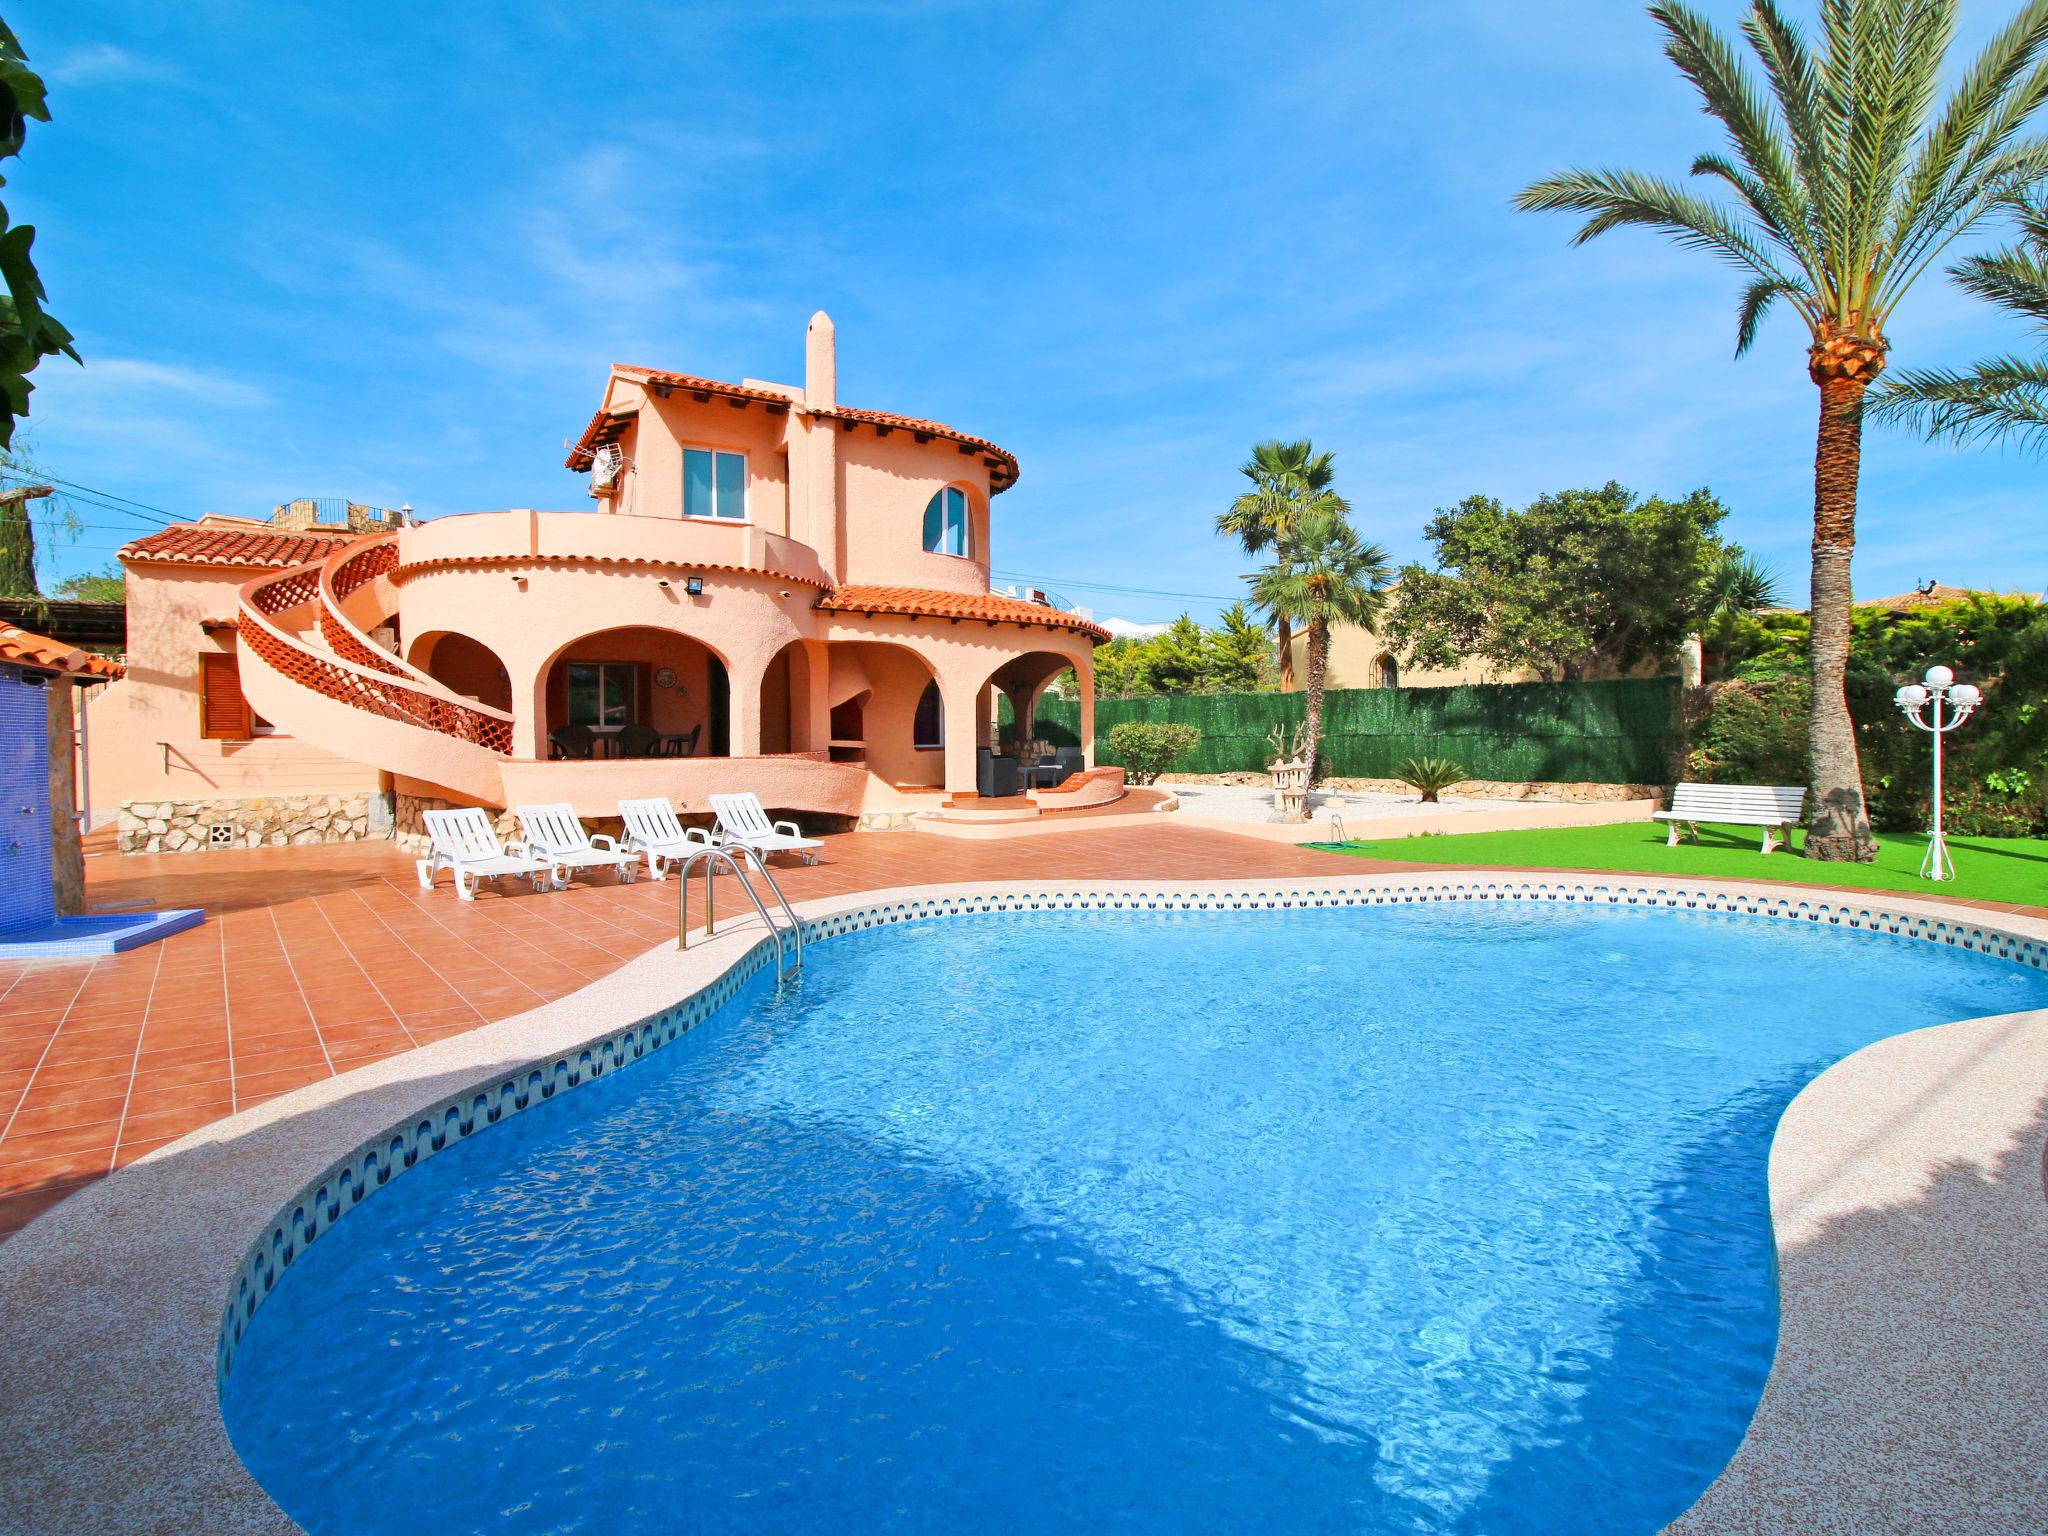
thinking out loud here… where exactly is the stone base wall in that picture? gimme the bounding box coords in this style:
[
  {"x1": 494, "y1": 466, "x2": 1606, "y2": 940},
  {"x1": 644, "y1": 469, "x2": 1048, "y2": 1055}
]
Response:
[
  {"x1": 118, "y1": 793, "x2": 376, "y2": 855},
  {"x1": 1157, "y1": 772, "x2": 1665, "y2": 806}
]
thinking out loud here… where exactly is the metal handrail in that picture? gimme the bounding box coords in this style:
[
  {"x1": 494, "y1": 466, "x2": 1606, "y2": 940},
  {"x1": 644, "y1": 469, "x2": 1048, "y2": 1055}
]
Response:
[{"x1": 675, "y1": 843, "x2": 804, "y2": 981}]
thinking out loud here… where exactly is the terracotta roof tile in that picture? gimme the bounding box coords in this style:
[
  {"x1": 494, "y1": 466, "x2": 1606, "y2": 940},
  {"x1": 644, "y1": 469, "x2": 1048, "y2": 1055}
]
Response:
[
  {"x1": 567, "y1": 366, "x2": 1020, "y2": 491},
  {"x1": 819, "y1": 584, "x2": 1107, "y2": 642},
  {"x1": 0, "y1": 622, "x2": 123, "y2": 680},
  {"x1": 119, "y1": 522, "x2": 352, "y2": 570}
]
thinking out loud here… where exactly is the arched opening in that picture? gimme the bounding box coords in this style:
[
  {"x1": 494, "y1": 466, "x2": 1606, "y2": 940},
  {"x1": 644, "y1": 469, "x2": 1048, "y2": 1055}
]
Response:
[
  {"x1": 987, "y1": 649, "x2": 1090, "y2": 790},
  {"x1": 757, "y1": 640, "x2": 825, "y2": 755},
  {"x1": 541, "y1": 626, "x2": 731, "y2": 759},
  {"x1": 408, "y1": 631, "x2": 512, "y2": 712},
  {"x1": 986, "y1": 651, "x2": 1079, "y2": 755},
  {"x1": 1375, "y1": 653, "x2": 1399, "y2": 690},
  {"x1": 824, "y1": 641, "x2": 944, "y2": 788}
]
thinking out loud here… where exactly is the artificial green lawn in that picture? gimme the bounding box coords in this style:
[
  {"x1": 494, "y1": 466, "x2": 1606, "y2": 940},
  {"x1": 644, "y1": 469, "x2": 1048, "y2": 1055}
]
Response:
[{"x1": 1310, "y1": 820, "x2": 2048, "y2": 906}]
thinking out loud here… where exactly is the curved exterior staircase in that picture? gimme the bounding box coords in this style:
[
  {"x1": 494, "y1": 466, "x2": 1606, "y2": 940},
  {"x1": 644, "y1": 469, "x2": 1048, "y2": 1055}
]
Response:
[{"x1": 235, "y1": 533, "x2": 514, "y2": 803}]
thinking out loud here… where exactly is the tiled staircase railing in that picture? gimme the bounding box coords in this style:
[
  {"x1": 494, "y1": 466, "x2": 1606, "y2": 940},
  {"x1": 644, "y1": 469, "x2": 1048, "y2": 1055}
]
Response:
[{"x1": 238, "y1": 556, "x2": 516, "y2": 755}]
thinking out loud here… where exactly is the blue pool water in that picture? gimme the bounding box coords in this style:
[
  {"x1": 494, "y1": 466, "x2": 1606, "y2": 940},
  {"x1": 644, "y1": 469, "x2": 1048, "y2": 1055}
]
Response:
[{"x1": 222, "y1": 903, "x2": 2048, "y2": 1535}]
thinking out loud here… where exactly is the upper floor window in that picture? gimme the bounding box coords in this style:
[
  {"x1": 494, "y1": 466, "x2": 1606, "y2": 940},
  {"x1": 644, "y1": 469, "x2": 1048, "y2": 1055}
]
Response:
[
  {"x1": 922, "y1": 486, "x2": 971, "y2": 557},
  {"x1": 683, "y1": 449, "x2": 747, "y2": 521}
]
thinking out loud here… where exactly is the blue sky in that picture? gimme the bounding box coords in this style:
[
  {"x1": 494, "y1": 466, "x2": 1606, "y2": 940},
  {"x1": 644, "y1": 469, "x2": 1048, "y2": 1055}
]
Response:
[{"x1": 17, "y1": 0, "x2": 2046, "y2": 626}]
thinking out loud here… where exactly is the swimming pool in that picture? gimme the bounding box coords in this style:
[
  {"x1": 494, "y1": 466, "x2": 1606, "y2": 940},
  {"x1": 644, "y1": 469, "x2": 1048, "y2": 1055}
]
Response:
[{"x1": 221, "y1": 901, "x2": 2048, "y2": 1534}]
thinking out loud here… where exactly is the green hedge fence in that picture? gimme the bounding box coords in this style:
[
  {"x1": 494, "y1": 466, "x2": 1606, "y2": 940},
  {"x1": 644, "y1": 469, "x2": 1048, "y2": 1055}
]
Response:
[{"x1": 1023, "y1": 678, "x2": 1679, "y2": 784}]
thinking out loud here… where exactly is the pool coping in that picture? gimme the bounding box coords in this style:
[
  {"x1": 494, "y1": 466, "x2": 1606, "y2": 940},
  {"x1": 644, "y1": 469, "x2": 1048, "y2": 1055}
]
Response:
[{"x1": 0, "y1": 871, "x2": 2043, "y2": 1535}]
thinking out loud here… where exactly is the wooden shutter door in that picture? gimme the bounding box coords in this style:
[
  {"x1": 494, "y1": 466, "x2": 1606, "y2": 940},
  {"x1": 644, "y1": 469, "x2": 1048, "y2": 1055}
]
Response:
[{"x1": 199, "y1": 652, "x2": 253, "y2": 740}]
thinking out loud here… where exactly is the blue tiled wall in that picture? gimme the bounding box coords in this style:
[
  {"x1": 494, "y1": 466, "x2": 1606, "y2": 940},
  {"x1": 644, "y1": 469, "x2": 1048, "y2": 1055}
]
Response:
[{"x1": 0, "y1": 667, "x2": 55, "y2": 933}]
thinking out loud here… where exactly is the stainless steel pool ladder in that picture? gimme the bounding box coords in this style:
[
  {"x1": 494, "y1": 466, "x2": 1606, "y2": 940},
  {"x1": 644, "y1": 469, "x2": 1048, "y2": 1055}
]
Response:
[{"x1": 675, "y1": 844, "x2": 804, "y2": 982}]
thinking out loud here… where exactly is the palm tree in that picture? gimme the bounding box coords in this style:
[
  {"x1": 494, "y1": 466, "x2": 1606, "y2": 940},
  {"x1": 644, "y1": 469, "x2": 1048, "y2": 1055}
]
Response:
[
  {"x1": 1516, "y1": 0, "x2": 2048, "y2": 863},
  {"x1": 1247, "y1": 506, "x2": 1393, "y2": 800},
  {"x1": 1872, "y1": 193, "x2": 2048, "y2": 445},
  {"x1": 1217, "y1": 439, "x2": 1348, "y2": 692},
  {"x1": 1702, "y1": 547, "x2": 1784, "y2": 677}
]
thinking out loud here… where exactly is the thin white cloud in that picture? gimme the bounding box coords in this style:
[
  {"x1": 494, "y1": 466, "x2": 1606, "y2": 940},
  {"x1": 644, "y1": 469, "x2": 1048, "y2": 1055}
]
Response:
[
  {"x1": 48, "y1": 357, "x2": 269, "y2": 407},
  {"x1": 45, "y1": 44, "x2": 178, "y2": 87}
]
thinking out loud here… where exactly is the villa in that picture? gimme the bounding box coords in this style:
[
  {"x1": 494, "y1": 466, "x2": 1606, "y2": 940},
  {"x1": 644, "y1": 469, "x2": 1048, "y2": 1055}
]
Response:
[{"x1": 86, "y1": 312, "x2": 1117, "y2": 854}]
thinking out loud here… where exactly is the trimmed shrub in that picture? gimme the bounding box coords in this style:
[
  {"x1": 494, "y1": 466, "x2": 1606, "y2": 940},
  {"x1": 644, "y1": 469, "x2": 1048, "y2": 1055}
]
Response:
[{"x1": 1105, "y1": 722, "x2": 1201, "y2": 785}]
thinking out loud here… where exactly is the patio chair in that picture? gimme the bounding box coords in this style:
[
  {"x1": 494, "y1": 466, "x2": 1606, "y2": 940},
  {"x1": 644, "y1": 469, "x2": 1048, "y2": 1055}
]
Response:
[
  {"x1": 618, "y1": 796, "x2": 715, "y2": 880},
  {"x1": 416, "y1": 807, "x2": 560, "y2": 901},
  {"x1": 615, "y1": 722, "x2": 663, "y2": 759},
  {"x1": 708, "y1": 792, "x2": 823, "y2": 865},
  {"x1": 660, "y1": 723, "x2": 702, "y2": 758},
  {"x1": 1027, "y1": 746, "x2": 1086, "y2": 789},
  {"x1": 548, "y1": 724, "x2": 596, "y2": 761},
  {"x1": 512, "y1": 802, "x2": 639, "y2": 885},
  {"x1": 977, "y1": 746, "x2": 1021, "y2": 798}
]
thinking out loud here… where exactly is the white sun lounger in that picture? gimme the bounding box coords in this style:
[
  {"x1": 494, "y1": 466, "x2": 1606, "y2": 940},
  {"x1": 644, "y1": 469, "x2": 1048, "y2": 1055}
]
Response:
[
  {"x1": 708, "y1": 792, "x2": 823, "y2": 865},
  {"x1": 618, "y1": 796, "x2": 716, "y2": 880},
  {"x1": 513, "y1": 802, "x2": 640, "y2": 886},
  {"x1": 416, "y1": 807, "x2": 559, "y2": 901}
]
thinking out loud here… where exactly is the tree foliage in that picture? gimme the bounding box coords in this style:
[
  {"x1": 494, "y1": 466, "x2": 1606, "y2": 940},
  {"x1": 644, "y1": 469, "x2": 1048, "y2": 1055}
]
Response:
[
  {"x1": 1696, "y1": 593, "x2": 2048, "y2": 832},
  {"x1": 1082, "y1": 603, "x2": 1277, "y2": 698},
  {"x1": 1246, "y1": 502, "x2": 1394, "y2": 788},
  {"x1": 1871, "y1": 192, "x2": 2048, "y2": 447},
  {"x1": 1383, "y1": 482, "x2": 1738, "y2": 683},
  {"x1": 0, "y1": 20, "x2": 76, "y2": 449},
  {"x1": 52, "y1": 565, "x2": 122, "y2": 601},
  {"x1": 1218, "y1": 440, "x2": 1348, "y2": 689}
]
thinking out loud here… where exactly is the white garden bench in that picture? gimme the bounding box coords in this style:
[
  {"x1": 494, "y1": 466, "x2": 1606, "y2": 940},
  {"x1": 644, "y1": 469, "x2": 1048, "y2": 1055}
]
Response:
[
  {"x1": 513, "y1": 802, "x2": 638, "y2": 886},
  {"x1": 708, "y1": 792, "x2": 823, "y2": 865},
  {"x1": 416, "y1": 807, "x2": 559, "y2": 901},
  {"x1": 618, "y1": 796, "x2": 715, "y2": 880},
  {"x1": 1655, "y1": 783, "x2": 1808, "y2": 854}
]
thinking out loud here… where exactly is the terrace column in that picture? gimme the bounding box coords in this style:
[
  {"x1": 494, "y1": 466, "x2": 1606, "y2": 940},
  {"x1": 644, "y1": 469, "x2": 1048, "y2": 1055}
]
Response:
[
  {"x1": 941, "y1": 677, "x2": 982, "y2": 795},
  {"x1": 509, "y1": 651, "x2": 552, "y2": 760},
  {"x1": 728, "y1": 664, "x2": 764, "y2": 758},
  {"x1": 798, "y1": 640, "x2": 831, "y2": 754},
  {"x1": 1076, "y1": 653, "x2": 1096, "y2": 768}
]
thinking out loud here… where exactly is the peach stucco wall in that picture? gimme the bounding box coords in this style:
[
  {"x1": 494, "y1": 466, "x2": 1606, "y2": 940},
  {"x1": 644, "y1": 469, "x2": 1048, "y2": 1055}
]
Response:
[
  {"x1": 86, "y1": 563, "x2": 381, "y2": 818},
  {"x1": 833, "y1": 430, "x2": 993, "y2": 595}
]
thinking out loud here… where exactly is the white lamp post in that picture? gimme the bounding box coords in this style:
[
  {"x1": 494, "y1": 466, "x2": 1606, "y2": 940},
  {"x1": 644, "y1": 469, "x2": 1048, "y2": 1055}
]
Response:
[{"x1": 1892, "y1": 665, "x2": 1982, "y2": 881}]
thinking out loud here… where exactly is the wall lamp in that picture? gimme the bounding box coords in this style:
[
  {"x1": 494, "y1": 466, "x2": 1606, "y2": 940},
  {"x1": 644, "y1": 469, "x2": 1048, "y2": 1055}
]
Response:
[{"x1": 684, "y1": 575, "x2": 705, "y2": 596}]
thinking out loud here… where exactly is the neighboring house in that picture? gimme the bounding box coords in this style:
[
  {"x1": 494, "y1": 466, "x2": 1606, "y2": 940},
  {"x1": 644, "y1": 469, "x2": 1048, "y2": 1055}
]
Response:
[
  {"x1": 87, "y1": 313, "x2": 1109, "y2": 852},
  {"x1": 1283, "y1": 622, "x2": 1536, "y2": 692}
]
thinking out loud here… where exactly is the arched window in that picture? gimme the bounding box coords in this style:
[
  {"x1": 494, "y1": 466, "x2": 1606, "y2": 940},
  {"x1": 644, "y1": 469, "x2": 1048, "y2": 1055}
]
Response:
[
  {"x1": 1375, "y1": 653, "x2": 1399, "y2": 690},
  {"x1": 922, "y1": 487, "x2": 970, "y2": 557},
  {"x1": 913, "y1": 680, "x2": 943, "y2": 749}
]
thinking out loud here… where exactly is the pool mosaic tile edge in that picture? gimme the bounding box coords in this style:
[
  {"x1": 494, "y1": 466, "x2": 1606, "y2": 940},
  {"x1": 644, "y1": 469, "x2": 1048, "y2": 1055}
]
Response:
[{"x1": 212, "y1": 873, "x2": 2048, "y2": 1387}]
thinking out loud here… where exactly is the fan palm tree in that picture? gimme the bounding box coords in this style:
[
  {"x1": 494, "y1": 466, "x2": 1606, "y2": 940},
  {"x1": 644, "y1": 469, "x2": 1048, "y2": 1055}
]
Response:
[
  {"x1": 1872, "y1": 193, "x2": 2048, "y2": 444},
  {"x1": 1217, "y1": 440, "x2": 1348, "y2": 692},
  {"x1": 1516, "y1": 0, "x2": 2048, "y2": 862},
  {"x1": 1702, "y1": 547, "x2": 1785, "y2": 677},
  {"x1": 1247, "y1": 506, "x2": 1393, "y2": 800}
]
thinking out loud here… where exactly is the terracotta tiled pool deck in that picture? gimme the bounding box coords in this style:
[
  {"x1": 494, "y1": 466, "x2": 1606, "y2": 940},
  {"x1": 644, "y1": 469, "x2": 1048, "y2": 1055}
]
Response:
[
  {"x1": 0, "y1": 823, "x2": 1353, "y2": 1237},
  {"x1": 3, "y1": 821, "x2": 2042, "y2": 1242}
]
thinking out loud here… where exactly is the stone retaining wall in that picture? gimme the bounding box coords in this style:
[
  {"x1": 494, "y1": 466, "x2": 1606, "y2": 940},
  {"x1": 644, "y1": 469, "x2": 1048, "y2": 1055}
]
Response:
[
  {"x1": 117, "y1": 793, "x2": 375, "y2": 855},
  {"x1": 1157, "y1": 772, "x2": 1664, "y2": 805}
]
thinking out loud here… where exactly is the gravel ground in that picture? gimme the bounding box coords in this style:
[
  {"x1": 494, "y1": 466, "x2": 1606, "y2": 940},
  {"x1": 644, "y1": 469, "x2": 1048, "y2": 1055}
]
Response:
[{"x1": 1167, "y1": 782, "x2": 1536, "y2": 827}]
